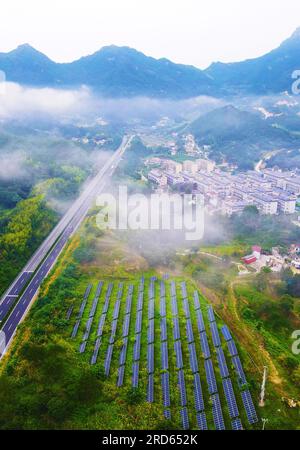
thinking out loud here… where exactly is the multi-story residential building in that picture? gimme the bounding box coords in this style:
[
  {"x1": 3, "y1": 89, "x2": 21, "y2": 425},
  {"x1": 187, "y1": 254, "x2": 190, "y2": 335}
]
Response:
[
  {"x1": 183, "y1": 160, "x2": 198, "y2": 174},
  {"x1": 250, "y1": 192, "x2": 278, "y2": 215},
  {"x1": 196, "y1": 158, "x2": 215, "y2": 173},
  {"x1": 148, "y1": 170, "x2": 167, "y2": 186},
  {"x1": 163, "y1": 160, "x2": 182, "y2": 174}
]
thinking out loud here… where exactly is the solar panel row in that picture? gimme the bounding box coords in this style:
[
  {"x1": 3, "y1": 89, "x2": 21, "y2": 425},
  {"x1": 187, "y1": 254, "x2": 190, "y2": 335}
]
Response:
[
  {"x1": 160, "y1": 280, "x2": 166, "y2": 298},
  {"x1": 227, "y1": 339, "x2": 238, "y2": 357},
  {"x1": 90, "y1": 337, "x2": 101, "y2": 365},
  {"x1": 210, "y1": 321, "x2": 221, "y2": 348},
  {"x1": 135, "y1": 310, "x2": 142, "y2": 334},
  {"x1": 66, "y1": 305, "x2": 74, "y2": 320},
  {"x1": 178, "y1": 369, "x2": 187, "y2": 407},
  {"x1": 117, "y1": 365, "x2": 125, "y2": 387},
  {"x1": 71, "y1": 319, "x2": 80, "y2": 338},
  {"x1": 204, "y1": 358, "x2": 218, "y2": 395},
  {"x1": 77, "y1": 283, "x2": 92, "y2": 318},
  {"x1": 232, "y1": 418, "x2": 243, "y2": 430},
  {"x1": 160, "y1": 296, "x2": 166, "y2": 318},
  {"x1": 183, "y1": 298, "x2": 191, "y2": 319},
  {"x1": 193, "y1": 291, "x2": 200, "y2": 311},
  {"x1": 148, "y1": 299, "x2": 155, "y2": 320},
  {"x1": 196, "y1": 411, "x2": 208, "y2": 430},
  {"x1": 188, "y1": 342, "x2": 199, "y2": 374},
  {"x1": 241, "y1": 390, "x2": 258, "y2": 425},
  {"x1": 222, "y1": 378, "x2": 239, "y2": 419},
  {"x1": 119, "y1": 338, "x2": 128, "y2": 366},
  {"x1": 137, "y1": 292, "x2": 144, "y2": 312},
  {"x1": 199, "y1": 331, "x2": 211, "y2": 359},
  {"x1": 148, "y1": 319, "x2": 154, "y2": 344},
  {"x1": 161, "y1": 341, "x2": 169, "y2": 371},
  {"x1": 207, "y1": 305, "x2": 216, "y2": 323},
  {"x1": 147, "y1": 343, "x2": 154, "y2": 374},
  {"x1": 147, "y1": 373, "x2": 154, "y2": 402},
  {"x1": 186, "y1": 319, "x2": 194, "y2": 344},
  {"x1": 196, "y1": 309, "x2": 205, "y2": 333},
  {"x1": 109, "y1": 319, "x2": 118, "y2": 344},
  {"x1": 97, "y1": 313, "x2": 106, "y2": 337},
  {"x1": 221, "y1": 325, "x2": 232, "y2": 342},
  {"x1": 133, "y1": 333, "x2": 141, "y2": 361},
  {"x1": 171, "y1": 297, "x2": 178, "y2": 316},
  {"x1": 122, "y1": 314, "x2": 131, "y2": 338},
  {"x1": 232, "y1": 355, "x2": 247, "y2": 386},
  {"x1": 180, "y1": 407, "x2": 189, "y2": 430},
  {"x1": 180, "y1": 281, "x2": 188, "y2": 299},
  {"x1": 113, "y1": 300, "x2": 121, "y2": 320},
  {"x1": 211, "y1": 393, "x2": 226, "y2": 430},
  {"x1": 216, "y1": 347, "x2": 229, "y2": 379},
  {"x1": 89, "y1": 281, "x2": 103, "y2": 317},
  {"x1": 174, "y1": 340, "x2": 183, "y2": 369},
  {"x1": 161, "y1": 372, "x2": 171, "y2": 407},
  {"x1": 160, "y1": 317, "x2": 167, "y2": 342},
  {"x1": 193, "y1": 373, "x2": 205, "y2": 412},
  {"x1": 132, "y1": 361, "x2": 139, "y2": 388},
  {"x1": 173, "y1": 317, "x2": 181, "y2": 341},
  {"x1": 104, "y1": 344, "x2": 114, "y2": 376}
]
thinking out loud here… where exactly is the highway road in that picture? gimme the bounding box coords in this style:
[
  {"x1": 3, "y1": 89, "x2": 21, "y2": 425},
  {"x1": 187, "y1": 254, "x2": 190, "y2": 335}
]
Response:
[{"x1": 0, "y1": 135, "x2": 133, "y2": 357}]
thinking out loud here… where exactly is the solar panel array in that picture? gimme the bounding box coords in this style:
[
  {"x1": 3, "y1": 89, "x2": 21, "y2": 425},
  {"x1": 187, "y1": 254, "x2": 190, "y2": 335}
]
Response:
[{"x1": 73, "y1": 278, "x2": 259, "y2": 430}]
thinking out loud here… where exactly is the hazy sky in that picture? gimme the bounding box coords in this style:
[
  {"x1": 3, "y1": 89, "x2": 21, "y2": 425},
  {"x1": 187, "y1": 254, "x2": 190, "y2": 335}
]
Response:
[{"x1": 1, "y1": 0, "x2": 300, "y2": 68}]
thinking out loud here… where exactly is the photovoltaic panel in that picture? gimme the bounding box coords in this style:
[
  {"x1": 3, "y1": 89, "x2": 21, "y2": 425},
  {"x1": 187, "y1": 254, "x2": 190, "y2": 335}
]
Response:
[
  {"x1": 132, "y1": 361, "x2": 139, "y2": 388},
  {"x1": 207, "y1": 305, "x2": 216, "y2": 323},
  {"x1": 137, "y1": 292, "x2": 144, "y2": 312},
  {"x1": 186, "y1": 319, "x2": 194, "y2": 343},
  {"x1": 82, "y1": 316, "x2": 94, "y2": 341},
  {"x1": 77, "y1": 283, "x2": 92, "y2": 318},
  {"x1": 180, "y1": 281, "x2": 188, "y2": 299},
  {"x1": 160, "y1": 296, "x2": 166, "y2": 317},
  {"x1": 170, "y1": 281, "x2": 176, "y2": 297},
  {"x1": 183, "y1": 298, "x2": 191, "y2": 319},
  {"x1": 196, "y1": 309, "x2": 205, "y2": 333},
  {"x1": 113, "y1": 300, "x2": 121, "y2": 320},
  {"x1": 135, "y1": 310, "x2": 142, "y2": 334},
  {"x1": 193, "y1": 291, "x2": 200, "y2": 311},
  {"x1": 180, "y1": 407, "x2": 189, "y2": 430},
  {"x1": 174, "y1": 340, "x2": 183, "y2": 369},
  {"x1": 178, "y1": 369, "x2": 187, "y2": 407},
  {"x1": 199, "y1": 331, "x2": 211, "y2": 359},
  {"x1": 133, "y1": 333, "x2": 141, "y2": 361},
  {"x1": 148, "y1": 299, "x2": 155, "y2": 320},
  {"x1": 97, "y1": 313, "x2": 106, "y2": 337},
  {"x1": 160, "y1": 280, "x2": 166, "y2": 298},
  {"x1": 148, "y1": 319, "x2": 154, "y2": 344},
  {"x1": 196, "y1": 411, "x2": 208, "y2": 430},
  {"x1": 147, "y1": 373, "x2": 154, "y2": 402},
  {"x1": 171, "y1": 297, "x2": 178, "y2": 316},
  {"x1": 232, "y1": 355, "x2": 247, "y2": 386},
  {"x1": 79, "y1": 340, "x2": 87, "y2": 353},
  {"x1": 117, "y1": 282, "x2": 124, "y2": 300},
  {"x1": 173, "y1": 317, "x2": 181, "y2": 341},
  {"x1": 104, "y1": 344, "x2": 114, "y2": 376},
  {"x1": 122, "y1": 314, "x2": 130, "y2": 338},
  {"x1": 216, "y1": 347, "x2": 229, "y2": 379},
  {"x1": 89, "y1": 281, "x2": 103, "y2": 317},
  {"x1": 222, "y1": 378, "x2": 239, "y2": 419},
  {"x1": 204, "y1": 358, "x2": 218, "y2": 394},
  {"x1": 71, "y1": 319, "x2": 80, "y2": 338},
  {"x1": 227, "y1": 339, "x2": 238, "y2": 357},
  {"x1": 164, "y1": 410, "x2": 171, "y2": 420},
  {"x1": 232, "y1": 418, "x2": 243, "y2": 430},
  {"x1": 221, "y1": 325, "x2": 232, "y2": 342},
  {"x1": 109, "y1": 319, "x2": 118, "y2": 344},
  {"x1": 160, "y1": 317, "x2": 167, "y2": 342},
  {"x1": 241, "y1": 390, "x2": 258, "y2": 425},
  {"x1": 211, "y1": 393, "x2": 226, "y2": 430},
  {"x1": 161, "y1": 371, "x2": 171, "y2": 407},
  {"x1": 117, "y1": 365, "x2": 125, "y2": 387},
  {"x1": 119, "y1": 338, "x2": 128, "y2": 366},
  {"x1": 161, "y1": 341, "x2": 169, "y2": 371},
  {"x1": 90, "y1": 337, "x2": 101, "y2": 365},
  {"x1": 102, "y1": 283, "x2": 113, "y2": 314},
  {"x1": 147, "y1": 343, "x2": 154, "y2": 374},
  {"x1": 210, "y1": 321, "x2": 221, "y2": 348},
  {"x1": 188, "y1": 342, "x2": 199, "y2": 374},
  {"x1": 193, "y1": 373, "x2": 205, "y2": 412},
  {"x1": 66, "y1": 305, "x2": 74, "y2": 320}
]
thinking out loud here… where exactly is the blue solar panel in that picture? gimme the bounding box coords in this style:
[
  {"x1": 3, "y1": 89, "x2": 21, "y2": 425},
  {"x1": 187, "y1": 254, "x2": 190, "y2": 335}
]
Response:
[
  {"x1": 160, "y1": 317, "x2": 167, "y2": 342},
  {"x1": 178, "y1": 369, "x2": 187, "y2": 407},
  {"x1": 188, "y1": 342, "x2": 199, "y2": 374},
  {"x1": 164, "y1": 410, "x2": 171, "y2": 420},
  {"x1": 90, "y1": 337, "x2": 101, "y2": 365},
  {"x1": 117, "y1": 282, "x2": 124, "y2": 300},
  {"x1": 241, "y1": 390, "x2": 258, "y2": 425},
  {"x1": 183, "y1": 298, "x2": 191, "y2": 319},
  {"x1": 227, "y1": 339, "x2": 238, "y2": 357},
  {"x1": 222, "y1": 378, "x2": 239, "y2": 419},
  {"x1": 211, "y1": 393, "x2": 226, "y2": 430},
  {"x1": 148, "y1": 318, "x2": 154, "y2": 344},
  {"x1": 135, "y1": 310, "x2": 142, "y2": 334},
  {"x1": 199, "y1": 331, "x2": 211, "y2": 359},
  {"x1": 147, "y1": 373, "x2": 154, "y2": 402},
  {"x1": 161, "y1": 341, "x2": 169, "y2": 370},
  {"x1": 79, "y1": 340, "x2": 87, "y2": 353},
  {"x1": 132, "y1": 361, "x2": 139, "y2": 388},
  {"x1": 125, "y1": 294, "x2": 133, "y2": 315},
  {"x1": 193, "y1": 373, "x2": 205, "y2": 412},
  {"x1": 173, "y1": 317, "x2": 181, "y2": 341},
  {"x1": 210, "y1": 321, "x2": 221, "y2": 348},
  {"x1": 82, "y1": 316, "x2": 94, "y2": 341},
  {"x1": 193, "y1": 291, "x2": 201, "y2": 310},
  {"x1": 147, "y1": 343, "x2": 154, "y2": 374},
  {"x1": 160, "y1": 280, "x2": 166, "y2": 298},
  {"x1": 180, "y1": 407, "x2": 189, "y2": 430},
  {"x1": 207, "y1": 305, "x2": 216, "y2": 323},
  {"x1": 232, "y1": 418, "x2": 243, "y2": 430},
  {"x1": 171, "y1": 297, "x2": 178, "y2": 316},
  {"x1": 66, "y1": 305, "x2": 74, "y2": 320},
  {"x1": 117, "y1": 365, "x2": 125, "y2": 387},
  {"x1": 160, "y1": 296, "x2": 166, "y2": 317},
  {"x1": 221, "y1": 325, "x2": 232, "y2": 342},
  {"x1": 186, "y1": 319, "x2": 194, "y2": 343},
  {"x1": 161, "y1": 372, "x2": 171, "y2": 407},
  {"x1": 122, "y1": 314, "x2": 130, "y2": 338},
  {"x1": 97, "y1": 313, "x2": 106, "y2": 337},
  {"x1": 170, "y1": 281, "x2": 176, "y2": 297},
  {"x1": 77, "y1": 284, "x2": 92, "y2": 318},
  {"x1": 204, "y1": 358, "x2": 218, "y2": 394},
  {"x1": 216, "y1": 347, "x2": 229, "y2": 379},
  {"x1": 104, "y1": 344, "x2": 114, "y2": 376},
  {"x1": 232, "y1": 355, "x2": 247, "y2": 386},
  {"x1": 137, "y1": 292, "x2": 144, "y2": 312},
  {"x1": 119, "y1": 338, "x2": 128, "y2": 366},
  {"x1": 174, "y1": 340, "x2": 184, "y2": 369},
  {"x1": 71, "y1": 319, "x2": 80, "y2": 338},
  {"x1": 89, "y1": 281, "x2": 103, "y2": 317},
  {"x1": 148, "y1": 299, "x2": 155, "y2": 320},
  {"x1": 102, "y1": 283, "x2": 113, "y2": 314},
  {"x1": 113, "y1": 300, "x2": 121, "y2": 320},
  {"x1": 196, "y1": 309, "x2": 205, "y2": 333},
  {"x1": 109, "y1": 319, "x2": 118, "y2": 344},
  {"x1": 133, "y1": 333, "x2": 141, "y2": 361},
  {"x1": 196, "y1": 411, "x2": 208, "y2": 430}
]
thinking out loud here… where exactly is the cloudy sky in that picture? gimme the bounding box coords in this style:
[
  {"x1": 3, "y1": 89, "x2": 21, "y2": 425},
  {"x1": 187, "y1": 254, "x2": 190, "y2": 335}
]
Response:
[{"x1": 1, "y1": 0, "x2": 300, "y2": 68}]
